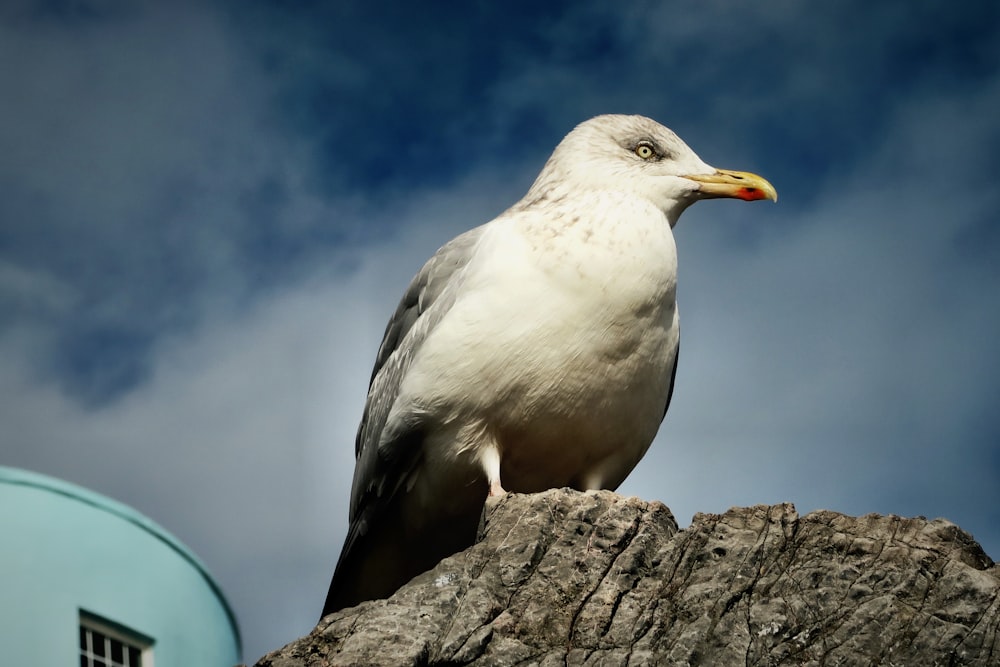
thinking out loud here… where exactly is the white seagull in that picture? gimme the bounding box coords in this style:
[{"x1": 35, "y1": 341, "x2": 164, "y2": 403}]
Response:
[{"x1": 322, "y1": 114, "x2": 777, "y2": 615}]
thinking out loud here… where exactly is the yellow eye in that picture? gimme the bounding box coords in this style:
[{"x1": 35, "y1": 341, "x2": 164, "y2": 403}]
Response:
[{"x1": 635, "y1": 142, "x2": 655, "y2": 160}]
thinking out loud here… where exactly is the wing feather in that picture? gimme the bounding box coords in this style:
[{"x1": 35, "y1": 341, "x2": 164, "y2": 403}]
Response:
[
  {"x1": 662, "y1": 337, "x2": 679, "y2": 420},
  {"x1": 323, "y1": 226, "x2": 486, "y2": 615},
  {"x1": 348, "y1": 225, "x2": 484, "y2": 516}
]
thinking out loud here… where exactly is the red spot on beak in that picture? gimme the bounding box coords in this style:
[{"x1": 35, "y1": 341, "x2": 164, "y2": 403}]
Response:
[{"x1": 737, "y1": 187, "x2": 769, "y2": 201}]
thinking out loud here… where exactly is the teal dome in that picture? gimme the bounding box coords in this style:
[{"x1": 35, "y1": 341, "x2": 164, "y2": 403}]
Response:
[{"x1": 0, "y1": 467, "x2": 241, "y2": 666}]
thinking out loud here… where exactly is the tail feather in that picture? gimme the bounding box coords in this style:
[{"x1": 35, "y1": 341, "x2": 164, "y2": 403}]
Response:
[{"x1": 320, "y1": 495, "x2": 481, "y2": 618}]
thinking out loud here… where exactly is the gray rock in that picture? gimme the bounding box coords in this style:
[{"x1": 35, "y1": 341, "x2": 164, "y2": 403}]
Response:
[{"x1": 256, "y1": 489, "x2": 999, "y2": 666}]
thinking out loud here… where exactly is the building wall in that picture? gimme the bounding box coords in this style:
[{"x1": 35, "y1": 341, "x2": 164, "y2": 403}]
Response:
[{"x1": 0, "y1": 467, "x2": 241, "y2": 666}]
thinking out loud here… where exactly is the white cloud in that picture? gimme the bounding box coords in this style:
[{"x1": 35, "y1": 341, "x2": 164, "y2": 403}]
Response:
[{"x1": 0, "y1": 251, "x2": 375, "y2": 656}]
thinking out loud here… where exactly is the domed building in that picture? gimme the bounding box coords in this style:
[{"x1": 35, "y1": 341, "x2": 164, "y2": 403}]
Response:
[{"x1": 0, "y1": 466, "x2": 241, "y2": 666}]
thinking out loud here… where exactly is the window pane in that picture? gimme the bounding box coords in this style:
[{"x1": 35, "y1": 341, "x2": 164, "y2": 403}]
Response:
[{"x1": 79, "y1": 613, "x2": 149, "y2": 667}]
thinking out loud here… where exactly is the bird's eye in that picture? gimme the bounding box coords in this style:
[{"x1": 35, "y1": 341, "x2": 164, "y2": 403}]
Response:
[{"x1": 634, "y1": 142, "x2": 656, "y2": 160}]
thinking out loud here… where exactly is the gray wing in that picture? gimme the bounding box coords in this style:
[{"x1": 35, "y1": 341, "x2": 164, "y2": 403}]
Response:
[
  {"x1": 322, "y1": 226, "x2": 485, "y2": 615},
  {"x1": 349, "y1": 225, "x2": 485, "y2": 520}
]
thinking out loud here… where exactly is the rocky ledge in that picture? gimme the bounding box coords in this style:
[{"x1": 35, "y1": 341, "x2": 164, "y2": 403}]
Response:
[{"x1": 257, "y1": 489, "x2": 998, "y2": 666}]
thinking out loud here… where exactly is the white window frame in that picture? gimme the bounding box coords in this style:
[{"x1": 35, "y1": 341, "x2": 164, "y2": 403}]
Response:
[{"x1": 79, "y1": 610, "x2": 154, "y2": 667}]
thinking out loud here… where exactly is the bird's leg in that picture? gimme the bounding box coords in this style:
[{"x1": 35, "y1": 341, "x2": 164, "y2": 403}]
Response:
[{"x1": 479, "y1": 443, "x2": 507, "y2": 497}]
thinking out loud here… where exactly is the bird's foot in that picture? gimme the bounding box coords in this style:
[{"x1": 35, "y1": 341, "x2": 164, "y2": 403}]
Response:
[{"x1": 488, "y1": 479, "x2": 507, "y2": 497}]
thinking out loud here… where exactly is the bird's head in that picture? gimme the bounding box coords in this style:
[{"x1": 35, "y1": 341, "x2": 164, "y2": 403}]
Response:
[{"x1": 527, "y1": 114, "x2": 777, "y2": 225}]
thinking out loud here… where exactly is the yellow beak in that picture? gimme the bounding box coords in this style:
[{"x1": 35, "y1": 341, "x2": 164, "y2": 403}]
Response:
[{"x1": 683, "y1": 169, "x2": 778, "y2": 202}]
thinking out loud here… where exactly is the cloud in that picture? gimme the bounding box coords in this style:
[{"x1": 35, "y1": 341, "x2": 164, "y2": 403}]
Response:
[
  {"x1": 621, "y1": 71, "x2": 1000, "y2": 553},
  {"x1": 0, "y1": 237, "x2": 375, "y2": 653},
  {"x1": 0, "y1": 156, "x2": 545, "y2": 657},
  {"x1": 0, "y1": 0, "x2": 321, "y2": 400}
]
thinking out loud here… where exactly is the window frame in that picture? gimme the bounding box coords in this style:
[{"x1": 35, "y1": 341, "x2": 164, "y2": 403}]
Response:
[{"x1": 79, "y1": 610, "x2": 154, "y2": 667}]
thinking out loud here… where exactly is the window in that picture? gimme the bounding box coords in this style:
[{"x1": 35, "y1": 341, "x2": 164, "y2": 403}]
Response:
[{"x1": 79, "y1": 611, "x2": 153, "y2": 667}]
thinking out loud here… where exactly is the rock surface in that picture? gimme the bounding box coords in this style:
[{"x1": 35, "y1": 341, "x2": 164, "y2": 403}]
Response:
[{"x1": 257, "y1": 489, "x2": 999, "y2": 666}]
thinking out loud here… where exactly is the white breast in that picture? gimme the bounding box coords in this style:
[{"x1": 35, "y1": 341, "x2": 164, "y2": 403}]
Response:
[{"x1": 400, "y1": 190, "x2": 680, "y2": 494}]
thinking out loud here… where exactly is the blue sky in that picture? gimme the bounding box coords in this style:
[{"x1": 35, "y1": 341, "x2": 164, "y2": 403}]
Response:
[{"x1": 2, "y1": 0, "x2": 998, "y2": 661}]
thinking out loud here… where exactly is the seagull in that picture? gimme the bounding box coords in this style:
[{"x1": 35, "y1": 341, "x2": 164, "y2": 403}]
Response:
[{"x1": 322, "y1": 114, "x2": 776, "y2": 616}]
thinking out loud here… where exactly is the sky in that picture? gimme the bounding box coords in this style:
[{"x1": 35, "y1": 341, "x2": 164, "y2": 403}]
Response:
[{"x1": 2, "y1": 0, "x2": 999, "y2": 662}]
